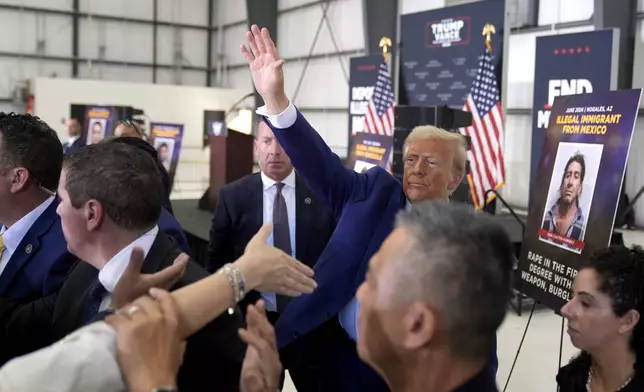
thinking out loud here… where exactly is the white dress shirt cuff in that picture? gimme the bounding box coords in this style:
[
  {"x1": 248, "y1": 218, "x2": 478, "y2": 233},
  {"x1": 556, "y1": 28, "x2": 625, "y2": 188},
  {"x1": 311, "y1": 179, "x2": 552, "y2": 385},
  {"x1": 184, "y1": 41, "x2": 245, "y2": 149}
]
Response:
[{"x1": 256, "y1": 101, "x2": 297, "y2": 129}]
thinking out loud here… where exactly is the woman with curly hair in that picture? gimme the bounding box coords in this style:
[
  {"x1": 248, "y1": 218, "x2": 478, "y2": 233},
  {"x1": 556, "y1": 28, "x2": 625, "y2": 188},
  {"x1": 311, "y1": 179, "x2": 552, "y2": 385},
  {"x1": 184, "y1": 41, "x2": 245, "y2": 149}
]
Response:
[{"x1": 557, "y1": 245, "x2": 644, "y2": 391}]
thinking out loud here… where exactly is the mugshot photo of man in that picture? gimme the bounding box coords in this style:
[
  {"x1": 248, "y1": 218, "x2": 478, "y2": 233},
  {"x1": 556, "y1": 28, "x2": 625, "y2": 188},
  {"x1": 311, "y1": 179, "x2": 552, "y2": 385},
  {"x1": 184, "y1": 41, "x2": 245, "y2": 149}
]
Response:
[{"x1": 541, "y1": 152, "x2": 586, "y2": 241}]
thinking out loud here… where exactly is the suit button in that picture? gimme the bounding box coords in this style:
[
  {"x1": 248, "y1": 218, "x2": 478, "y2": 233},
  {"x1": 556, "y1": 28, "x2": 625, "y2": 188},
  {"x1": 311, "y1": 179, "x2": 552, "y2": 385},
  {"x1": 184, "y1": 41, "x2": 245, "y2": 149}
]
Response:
[
  {"x1": 324, "y1": 312, "x2": 331, "y2": 319},
  {"x1": 292, "y1": 331, "x2": 299, "y2": 339}
]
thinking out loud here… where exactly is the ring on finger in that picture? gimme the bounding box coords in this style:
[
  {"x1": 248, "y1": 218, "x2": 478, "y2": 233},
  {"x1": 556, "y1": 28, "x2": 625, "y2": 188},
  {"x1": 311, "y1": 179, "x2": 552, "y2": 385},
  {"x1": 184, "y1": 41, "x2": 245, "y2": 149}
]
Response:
[{"x1": 127, "y1": 305, "x2": 142, "y2": 317}]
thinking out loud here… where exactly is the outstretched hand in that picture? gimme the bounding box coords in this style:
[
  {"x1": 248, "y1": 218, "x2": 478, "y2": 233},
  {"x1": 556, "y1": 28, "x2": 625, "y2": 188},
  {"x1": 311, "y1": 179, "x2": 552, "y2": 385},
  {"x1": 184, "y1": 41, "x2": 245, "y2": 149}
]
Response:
[
  {"x1": 111, "y1": 248, "x2": 188, "y2": 310},
  {"x1": 240, "y1": 25, "x2": 289, "y2": 114},
  {"x1": 235, "y1": 222, "x2": 317, "y2": 297}
]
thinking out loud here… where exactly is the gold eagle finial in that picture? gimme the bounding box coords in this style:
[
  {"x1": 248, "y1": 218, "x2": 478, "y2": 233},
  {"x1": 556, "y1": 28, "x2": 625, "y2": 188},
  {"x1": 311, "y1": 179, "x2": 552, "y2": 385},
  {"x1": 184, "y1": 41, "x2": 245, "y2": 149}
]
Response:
[
  {"x1": 482, "y1": 24, "x2": 496, "y2": 52},
  {"x1": 379, "y1": 36, "x2": 392, "y2": 63}
]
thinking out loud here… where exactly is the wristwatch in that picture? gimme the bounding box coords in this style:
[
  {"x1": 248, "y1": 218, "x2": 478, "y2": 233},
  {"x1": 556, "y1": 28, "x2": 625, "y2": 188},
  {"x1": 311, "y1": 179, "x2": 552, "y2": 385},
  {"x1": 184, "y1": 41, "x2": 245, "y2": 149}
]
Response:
[{"x1": 151, "y1": 387, "x2": 177, "y2": 392}]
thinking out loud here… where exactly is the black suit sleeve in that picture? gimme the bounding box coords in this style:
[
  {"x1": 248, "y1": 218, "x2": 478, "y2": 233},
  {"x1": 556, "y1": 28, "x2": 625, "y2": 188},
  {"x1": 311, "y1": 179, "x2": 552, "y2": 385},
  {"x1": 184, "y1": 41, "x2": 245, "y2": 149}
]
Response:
[
  {"x1": 0, "y1": 292, "x2": 58, "y2": 364},
  {"x1": 207, "y1": 188, "x2": 236, "y2": 273}
]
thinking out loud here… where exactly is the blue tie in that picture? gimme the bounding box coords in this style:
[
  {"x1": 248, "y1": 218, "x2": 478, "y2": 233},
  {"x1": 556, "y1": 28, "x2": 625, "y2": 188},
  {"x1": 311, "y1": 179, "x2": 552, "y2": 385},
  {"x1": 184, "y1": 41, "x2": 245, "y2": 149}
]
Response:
[
  {"x1": 85, "y1": 279, "x2": 108, "y2": 322},
  {"x1": 273, "y1": 183, "x2": 292, "y2": 312}
]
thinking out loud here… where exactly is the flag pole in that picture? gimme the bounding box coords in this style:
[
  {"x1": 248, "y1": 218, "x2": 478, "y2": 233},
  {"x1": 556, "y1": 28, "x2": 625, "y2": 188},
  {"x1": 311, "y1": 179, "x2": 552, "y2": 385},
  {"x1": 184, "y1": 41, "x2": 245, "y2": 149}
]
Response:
[
  {"x1": 482, "y1": 24, "x2": 496, "y2": 52},
  {"x1": 379, "y1": 36, "x2": 392, "y2": 64}
]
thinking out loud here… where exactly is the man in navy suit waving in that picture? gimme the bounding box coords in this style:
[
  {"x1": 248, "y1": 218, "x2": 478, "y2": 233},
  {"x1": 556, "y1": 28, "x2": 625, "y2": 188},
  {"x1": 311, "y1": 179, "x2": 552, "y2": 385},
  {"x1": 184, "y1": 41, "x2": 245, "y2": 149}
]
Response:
[
  {"x1": 240, "y1": 25, "x2": 497, "y2": 391},
  {"x1": 0, "y1": 113, "x2": 76, "y2": 300}
]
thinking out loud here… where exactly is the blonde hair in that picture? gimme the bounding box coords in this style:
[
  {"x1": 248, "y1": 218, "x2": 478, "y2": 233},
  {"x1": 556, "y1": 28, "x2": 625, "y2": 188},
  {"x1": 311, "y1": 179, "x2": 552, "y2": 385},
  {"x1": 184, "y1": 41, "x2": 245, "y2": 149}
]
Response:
[{"x1": 403, "y1": 125, "x2": 467, "y2": 177}]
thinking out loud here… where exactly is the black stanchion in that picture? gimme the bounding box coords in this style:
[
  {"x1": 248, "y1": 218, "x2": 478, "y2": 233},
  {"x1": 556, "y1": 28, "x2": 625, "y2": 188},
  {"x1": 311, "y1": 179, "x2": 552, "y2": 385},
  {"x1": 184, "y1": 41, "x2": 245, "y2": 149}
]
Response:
[{"x1": 502, "y1": 301, "x2": 537, "y2": 392}]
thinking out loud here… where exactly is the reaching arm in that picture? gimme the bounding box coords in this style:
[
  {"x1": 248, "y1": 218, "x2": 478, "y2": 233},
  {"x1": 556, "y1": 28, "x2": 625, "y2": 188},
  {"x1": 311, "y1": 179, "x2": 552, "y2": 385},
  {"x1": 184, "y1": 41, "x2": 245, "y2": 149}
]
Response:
[
  {"x1": 260, "y1": 103, "x2": 364, "y2": 218},
  {"x1": 206, "y1": 189, "x2": 235, "y2": 273}
]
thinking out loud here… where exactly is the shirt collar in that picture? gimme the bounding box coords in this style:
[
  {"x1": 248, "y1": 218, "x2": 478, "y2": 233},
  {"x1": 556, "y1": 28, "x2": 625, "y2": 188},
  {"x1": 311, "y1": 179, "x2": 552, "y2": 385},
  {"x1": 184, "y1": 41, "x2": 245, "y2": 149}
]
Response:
[
  {"x1": 98, "y1": 226, "x2": 159, "y2": 293},
  {"x1": 260, "y1": 169, "x2": 296, "y2": 191},
  {"x1": 0, "y1": 196, "x2": 55, "y2": 254},
  {"x1": 68, "y1": 135, "x2": 80, "y2": 145}
]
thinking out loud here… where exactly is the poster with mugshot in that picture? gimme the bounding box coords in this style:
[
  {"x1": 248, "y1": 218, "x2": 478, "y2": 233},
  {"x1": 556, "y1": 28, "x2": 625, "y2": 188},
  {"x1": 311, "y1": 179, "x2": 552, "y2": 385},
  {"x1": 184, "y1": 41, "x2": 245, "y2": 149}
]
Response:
[
  {"x1": 345, "y1": 132, "x2": 393, "y2": 173},
  {"x1": 148, "y1": 122, "x2": 184, "y2": 189},
  {"x1": 85, "y1": 106, "x2": 115, "y2": 145},
  {"x1": 517, "y1": 89, "x2": 642, "y2": 311}
]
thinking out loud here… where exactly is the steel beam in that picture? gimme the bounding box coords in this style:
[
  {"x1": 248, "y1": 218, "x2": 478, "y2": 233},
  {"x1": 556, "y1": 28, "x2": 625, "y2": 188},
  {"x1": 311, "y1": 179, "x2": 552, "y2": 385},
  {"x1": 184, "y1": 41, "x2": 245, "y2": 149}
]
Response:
[
  {"x1": 72, "y1": 0, "x2": 79, "y2": 77},
  {"x1": 594, "y1": 0, "x2": 637, "y2": 89},
  {"x1": 245, "y1": 0, "x2": 278, "y2": 108},
  {"x1": 206, "y1": 0, "x2": 214, "y2": 86},
  {"x1": 152, "y1": 0, "x2": 158, "y2": 83}
]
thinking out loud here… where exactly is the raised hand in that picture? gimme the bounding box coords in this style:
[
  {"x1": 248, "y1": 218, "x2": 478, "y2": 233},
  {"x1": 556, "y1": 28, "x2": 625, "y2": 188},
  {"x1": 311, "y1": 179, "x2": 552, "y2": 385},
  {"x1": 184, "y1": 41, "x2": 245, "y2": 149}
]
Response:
[
  {"x1": 234, "y1": 222, "x2": 317, "y2": 297},
  {"x1": 239, "y1": 300, "x2": 282, "y2": 392},
  {"x1": 240, "y1": 25, "x2": 289, "y2": 114}
]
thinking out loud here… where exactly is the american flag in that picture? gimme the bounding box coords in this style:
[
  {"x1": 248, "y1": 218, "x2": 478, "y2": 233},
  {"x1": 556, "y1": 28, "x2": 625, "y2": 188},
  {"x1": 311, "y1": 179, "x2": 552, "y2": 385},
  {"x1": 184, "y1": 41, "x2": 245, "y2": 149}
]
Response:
[
  {"x1": 365, "y1": 62, "x2": 395, "y2": 137},
  {"x1": 459, "y1": 48, "x2": 506, "y2": 209}
]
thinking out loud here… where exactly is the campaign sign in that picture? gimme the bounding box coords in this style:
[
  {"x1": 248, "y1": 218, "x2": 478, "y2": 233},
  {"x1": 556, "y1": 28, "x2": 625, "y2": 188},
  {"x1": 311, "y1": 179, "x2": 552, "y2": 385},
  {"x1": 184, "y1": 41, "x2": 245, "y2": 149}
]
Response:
[
  {"x1": 399, "y1": 0, "x2": 504, "y2": 108},
  {"x1": 148, "y1": 122, "x2": 185, "y2": 189},
  {"x1": 85, "y1": 106, "x2": 114, "y2": 145},
  {"x1": 517, "y1": 89, "x2": 641, "y2": 311},
  {"x1": 529, "y1": 29, "x2": 619, "y2": 198},
  {"x1": 345, "y1": 132, "x2": 393, "y2": 173},
  {"x1": 348, "y1": 55, "x2": 383, "y2": 150}
]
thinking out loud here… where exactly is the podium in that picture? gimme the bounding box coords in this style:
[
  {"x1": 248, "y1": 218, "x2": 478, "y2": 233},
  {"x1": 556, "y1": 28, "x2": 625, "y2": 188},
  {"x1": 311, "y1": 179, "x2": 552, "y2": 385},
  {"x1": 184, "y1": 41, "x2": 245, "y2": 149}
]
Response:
[
  {"x1": 200, "y1": 129, "x2": 253, "y2": 212},
  {"x1": 392, "y1": 105, "x2": 473, "y2": 204}
]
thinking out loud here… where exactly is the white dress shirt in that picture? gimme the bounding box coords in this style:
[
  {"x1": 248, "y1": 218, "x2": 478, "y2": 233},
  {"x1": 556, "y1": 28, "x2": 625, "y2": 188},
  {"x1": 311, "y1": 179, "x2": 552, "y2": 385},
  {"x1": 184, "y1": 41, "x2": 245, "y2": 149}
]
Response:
[
  {"x1": 260, "y1": 170, "x2": 297, "y2": 312},
  {"x1": 97, "y1": 226, "x2": 159, "y2": 311},
  {"x1": 0, "y1": 322, "x2": 124, "y2": 392},
  {"x1": 0, "y1": 196, "x2": 55, "y2": 276},
  {"x1": 66, "y1": 135, "x2": 80, "y2": 148}
]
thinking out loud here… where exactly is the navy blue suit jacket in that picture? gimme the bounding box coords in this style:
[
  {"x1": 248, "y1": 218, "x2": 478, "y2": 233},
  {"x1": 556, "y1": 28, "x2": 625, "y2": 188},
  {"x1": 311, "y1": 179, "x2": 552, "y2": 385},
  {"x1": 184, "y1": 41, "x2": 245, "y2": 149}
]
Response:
[
  {"x1": 158, "y1": 207, "x2": 190, "y2": 255},
  {"x1": 62, "y1": 138, "x2": 85, "y2": 155},
  {"x1": 0, "y1": 199, "x2": 76, "y2": 300},
  {"x1": 266, "y1": 109, "x2": 498, "y2": 373}
]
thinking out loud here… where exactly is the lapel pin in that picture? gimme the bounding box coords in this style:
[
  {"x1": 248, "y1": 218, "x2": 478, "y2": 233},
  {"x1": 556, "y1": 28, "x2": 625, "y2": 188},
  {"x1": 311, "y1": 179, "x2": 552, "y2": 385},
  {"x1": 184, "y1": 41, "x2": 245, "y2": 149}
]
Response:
[
  {"x1": 25, "y1": 244, "x2": 33, "y2": 254},
  {"x1": 304, "y1": 197, "x2": 311, "y2": 205}
]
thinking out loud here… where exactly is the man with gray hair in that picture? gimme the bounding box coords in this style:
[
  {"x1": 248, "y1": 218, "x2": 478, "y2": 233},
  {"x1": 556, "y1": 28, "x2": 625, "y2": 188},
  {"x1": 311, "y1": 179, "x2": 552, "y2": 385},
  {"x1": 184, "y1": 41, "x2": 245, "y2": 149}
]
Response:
[
  {"x1": 240, "y1": 25, "x2": 496, "y2": 391},
  {"x1": 356, "y1": 202, "x2": 512, "y2": 391}
]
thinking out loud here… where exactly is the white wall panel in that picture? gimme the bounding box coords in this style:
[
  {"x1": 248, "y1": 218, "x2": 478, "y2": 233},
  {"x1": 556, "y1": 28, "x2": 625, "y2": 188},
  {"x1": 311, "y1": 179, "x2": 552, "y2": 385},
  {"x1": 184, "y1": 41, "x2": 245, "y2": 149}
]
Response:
[
  {"x1": 158, "y1": 0, "x2": 208, "y2": 26},
  {"x1": 501, "y1": 114, "x2": 531, "y2": 208},
  {"x1": 506, "y1": 25, "x2": 593, "y2": 109},
  {"x1": 297, "y1": 111, "x2": 348, "y2": 156},
  {"x1": 640, "y1": 0, "x2": 644, "y2": 11},
  {"x1": 0, "y1": 58, "x2": 70, "y2": 98},
  {"x1": 226, "y1": 67, "x2": 254, "y2": 93},
  {"x1": 632, "y1": 20, "x2": 644, "y2": 102},
  {"x1": 156, "y1": 26, "x2": 208, "y2": 68},
  {"x1": 277, "y1": 0, "x2": 364, "y2": 58},
  {"x1": 215, "y1": 0, "x2": 247, "y2": 26},
  {"x1": 283, "y1": 55, "x2": 351, "y2": 107},
  {"x1": 625, "y1": 123, "x2": 644, "y2": 227},
  {"x1": 78, "y1": 63, "x2": 153, "y2": 83},
  {"x1": 538, "y1": 0, "x2": 593, "y2": 26},
  {"x1": 80, "y1": 0, "x2": 153, "y2": 20},
  {"x1": 400, "y1": 0, "x2": 446, "y2": 15},
  {"x1": 79, "y1": 19, "x2": 153, "y2": 63},
  {"x1": 223, "y1": 23, "x2": 249, "y2": 66},
  {"x1": 0, "y1": 0, "x2": 72, "y2": 11},
  {"x1": 157, "y1": 68, "x2": 207, "y2": 86},
  {"x1": 0, "y1": 11, "x2": 72, "y2": 56}
]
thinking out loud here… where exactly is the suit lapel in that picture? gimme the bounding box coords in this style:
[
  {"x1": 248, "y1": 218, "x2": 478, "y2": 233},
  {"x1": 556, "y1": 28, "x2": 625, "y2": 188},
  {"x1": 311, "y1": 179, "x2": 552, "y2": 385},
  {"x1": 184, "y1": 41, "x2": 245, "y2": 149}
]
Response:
[
  {"x1": 0, "y1": 199, "x2": 59, "y2": 296},
  {"x1": 140, "y1": 233, "x2": 178, "y2": 274},
  {"x1": 248, "y1": 174, "x2": 264, "y2": 235},
  {"x1": 295, "y1": 174, "x2": 312, "y2": 260}
]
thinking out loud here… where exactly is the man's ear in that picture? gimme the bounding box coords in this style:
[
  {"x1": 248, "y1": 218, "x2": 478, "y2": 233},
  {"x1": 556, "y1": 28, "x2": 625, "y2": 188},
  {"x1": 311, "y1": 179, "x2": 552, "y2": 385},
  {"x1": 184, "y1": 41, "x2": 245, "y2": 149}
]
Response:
[
  {"x1": 447, "y1": 171, "x2": 463, "y2": 192},
  {"x1": 85, "y1": 200, "x2": 105, "y2": 232}
]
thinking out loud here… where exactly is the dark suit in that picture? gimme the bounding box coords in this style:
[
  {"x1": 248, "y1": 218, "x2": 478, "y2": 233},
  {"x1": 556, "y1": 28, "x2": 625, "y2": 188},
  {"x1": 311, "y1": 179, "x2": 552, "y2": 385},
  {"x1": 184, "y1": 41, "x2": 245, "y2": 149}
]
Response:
[
  {"x1": 264, "y1": 108, "x2": 498, "y2": 391},
  {"x1": 207, "y1": 171, "x2": 335, "y2": 391},
  {"x1": 158, "y1": 207, "x2": 190, "y2": 254},
  {"x1": 0, "y1": 233, "x2": 246, "y2": 392},
  {"x1": 62, "y1": 137, "x2": 85, "y2": 155},
  {"x1": 0, "y1": 199, "x2": 76, "y2": 301}
]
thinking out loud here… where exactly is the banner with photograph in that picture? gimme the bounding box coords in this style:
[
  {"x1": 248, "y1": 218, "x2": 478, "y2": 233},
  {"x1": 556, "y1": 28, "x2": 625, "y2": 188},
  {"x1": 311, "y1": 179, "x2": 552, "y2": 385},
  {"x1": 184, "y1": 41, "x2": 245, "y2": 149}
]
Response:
[
  {"x1": 348, "y1": 55, "x2": 383, "y2": 151},
  {"x1": 345, "y1": 133, "x2": 393, "y2": 173},
  {"x1": 85, "y1": 106, "x2": 115, "y2": 145},
  {"x1": 148, "y1": 122, "x2": 185, "y2": 188},
  {"x1": 529, "y1": 29, "x2": 619, "y2": 198},
  {"x1": 517, "y1": 89, "x2": 642, "y2": 311},
  {"x1": 399, "y1": 0, "x2": 504, "y2": 108}
]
